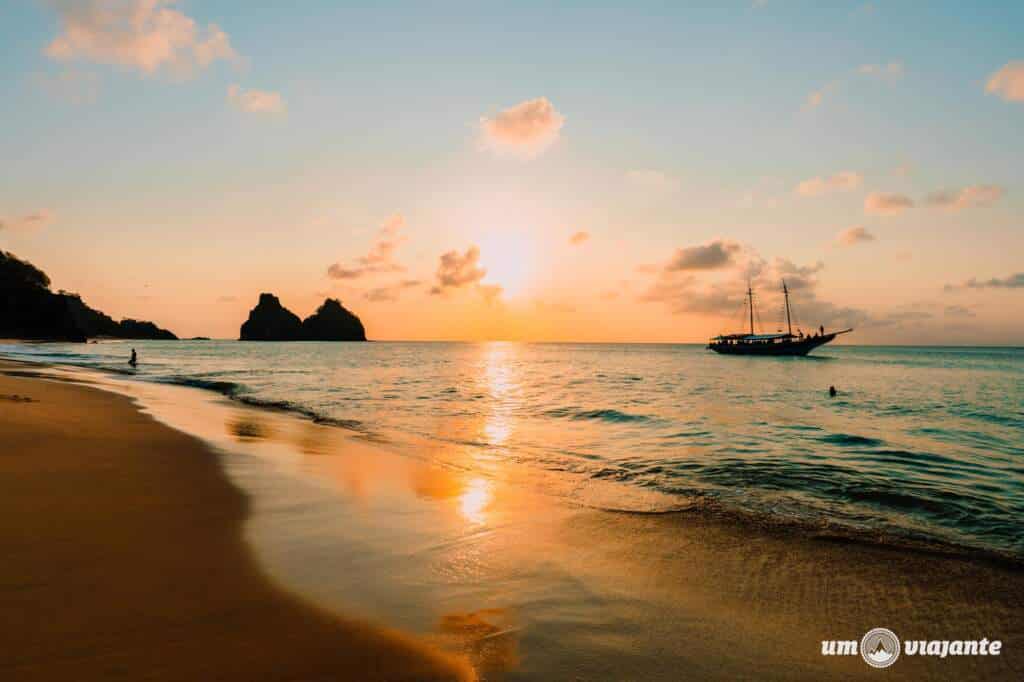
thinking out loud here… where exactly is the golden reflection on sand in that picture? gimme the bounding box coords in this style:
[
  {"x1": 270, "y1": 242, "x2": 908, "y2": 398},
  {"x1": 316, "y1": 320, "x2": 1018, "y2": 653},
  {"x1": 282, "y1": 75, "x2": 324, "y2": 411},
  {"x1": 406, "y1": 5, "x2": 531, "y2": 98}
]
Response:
[{"x1": 437, "y1": 608, "x2": 519, "y2": 675}]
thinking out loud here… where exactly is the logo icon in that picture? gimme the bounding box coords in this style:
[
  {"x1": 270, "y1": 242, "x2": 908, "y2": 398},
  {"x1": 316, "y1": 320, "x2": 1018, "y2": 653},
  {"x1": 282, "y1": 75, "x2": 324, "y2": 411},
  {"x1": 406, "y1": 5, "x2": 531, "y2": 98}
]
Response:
[{"x1": 861, "y1": 628, "x2": 900, "y2": 668}]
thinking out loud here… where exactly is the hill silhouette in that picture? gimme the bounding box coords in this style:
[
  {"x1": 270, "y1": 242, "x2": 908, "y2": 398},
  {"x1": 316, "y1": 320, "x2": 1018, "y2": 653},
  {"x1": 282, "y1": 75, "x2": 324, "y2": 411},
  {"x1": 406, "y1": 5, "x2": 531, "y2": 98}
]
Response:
[
  {"x1": 0, "y1": 250, "x2": 177, "y2": 342},
  {"x1": 240, "y1": 294, "x2": 366, "y2": 341}
]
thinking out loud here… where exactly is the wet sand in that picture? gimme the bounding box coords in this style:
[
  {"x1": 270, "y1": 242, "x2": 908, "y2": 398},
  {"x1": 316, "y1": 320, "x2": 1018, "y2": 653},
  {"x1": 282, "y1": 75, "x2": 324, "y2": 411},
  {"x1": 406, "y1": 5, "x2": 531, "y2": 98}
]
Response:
[
  {"x1": 0, "y1": 363, "x2": 473, "y2": 681},
  {"x1": 2, "y1": 359, "x2": 1022, "y2": 681}
]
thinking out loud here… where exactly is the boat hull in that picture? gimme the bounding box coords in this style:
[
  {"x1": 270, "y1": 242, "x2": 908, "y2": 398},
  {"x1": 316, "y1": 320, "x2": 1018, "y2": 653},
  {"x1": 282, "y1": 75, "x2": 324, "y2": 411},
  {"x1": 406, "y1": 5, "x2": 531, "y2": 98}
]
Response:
[{"x1": 708, "y1": 333, "x2": 837, "y2": 356}]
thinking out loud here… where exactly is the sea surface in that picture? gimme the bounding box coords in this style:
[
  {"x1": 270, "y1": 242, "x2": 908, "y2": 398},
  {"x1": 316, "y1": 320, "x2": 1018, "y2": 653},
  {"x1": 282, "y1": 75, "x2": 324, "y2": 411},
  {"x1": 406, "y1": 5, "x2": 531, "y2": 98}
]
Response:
[{"x1": 3, "y1": 340, "x2": 1022, "y2": 559}]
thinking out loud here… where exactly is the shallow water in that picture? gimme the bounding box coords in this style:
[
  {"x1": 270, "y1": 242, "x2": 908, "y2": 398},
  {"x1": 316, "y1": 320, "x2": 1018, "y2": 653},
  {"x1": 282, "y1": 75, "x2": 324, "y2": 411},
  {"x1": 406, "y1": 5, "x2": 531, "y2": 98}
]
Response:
[{"x1": 3, "y1": 340, "x2": 1022, "y2": 558}]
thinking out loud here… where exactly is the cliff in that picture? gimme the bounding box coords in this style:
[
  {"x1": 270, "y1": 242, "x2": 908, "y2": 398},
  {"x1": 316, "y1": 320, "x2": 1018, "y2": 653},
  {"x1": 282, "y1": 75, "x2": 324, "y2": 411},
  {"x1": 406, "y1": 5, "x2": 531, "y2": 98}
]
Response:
[
  {"x1": 0, "y1": 250, "x2": 177, "y2": 341},
  {"x1": 239, "y1": 294, "x2": 366, "y2": 341}
]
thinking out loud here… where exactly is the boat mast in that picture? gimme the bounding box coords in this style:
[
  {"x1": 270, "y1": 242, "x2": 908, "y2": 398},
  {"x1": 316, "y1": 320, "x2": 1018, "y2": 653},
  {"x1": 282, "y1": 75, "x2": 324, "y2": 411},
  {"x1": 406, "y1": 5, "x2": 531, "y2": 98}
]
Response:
[
  {"x1": 782, "y1": 280, "x2": 792, "y2": 336},
  {"x1": 747, "y1": 281, "x2": 754, "y2": 335}
]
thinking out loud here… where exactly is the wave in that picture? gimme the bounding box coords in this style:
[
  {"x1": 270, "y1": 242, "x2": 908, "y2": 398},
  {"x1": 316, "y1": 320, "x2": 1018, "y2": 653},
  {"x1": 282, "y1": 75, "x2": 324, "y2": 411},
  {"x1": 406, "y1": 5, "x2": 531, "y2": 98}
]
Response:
[
  {"x1": 818, "y1": 433, "x2": 884, "y2": 447},
  {"x1": 155, "y1": 375, "x2": 364, "y2": 433},
  {"x1": 542, "y1": 406, "x2": 652, "y2": 423},
  {"x1": 592, "y1": 488, "x2": 1024, "y2": 569}
]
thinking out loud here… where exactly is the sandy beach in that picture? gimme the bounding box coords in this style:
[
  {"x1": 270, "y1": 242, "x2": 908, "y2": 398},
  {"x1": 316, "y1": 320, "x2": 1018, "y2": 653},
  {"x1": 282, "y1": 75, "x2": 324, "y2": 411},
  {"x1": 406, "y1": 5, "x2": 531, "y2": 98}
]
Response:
[
  {"x1": 0, "y1": 361, "x2": 473, "y2": 681},
  {"x1": 2, "y1": 358, "x2": 1022, "y2": 681}
]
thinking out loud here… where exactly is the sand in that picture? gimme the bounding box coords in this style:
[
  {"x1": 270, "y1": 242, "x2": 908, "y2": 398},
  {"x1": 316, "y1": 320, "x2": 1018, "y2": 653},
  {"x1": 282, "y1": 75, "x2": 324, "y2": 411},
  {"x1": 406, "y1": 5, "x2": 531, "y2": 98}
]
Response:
[
  {"x1": 2, "y1": 358, "x2": 1022, "y2": 681},
  {"x1": 0, "y1": 363, "x2": 474, "y2": 681}
]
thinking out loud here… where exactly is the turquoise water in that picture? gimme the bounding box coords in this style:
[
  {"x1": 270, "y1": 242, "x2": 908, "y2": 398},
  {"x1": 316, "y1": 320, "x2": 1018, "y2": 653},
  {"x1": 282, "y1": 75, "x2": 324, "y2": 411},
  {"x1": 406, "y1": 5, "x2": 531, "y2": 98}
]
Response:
[{"x1": 3, "y1": 340, "x2": 1022, "y2": 559}]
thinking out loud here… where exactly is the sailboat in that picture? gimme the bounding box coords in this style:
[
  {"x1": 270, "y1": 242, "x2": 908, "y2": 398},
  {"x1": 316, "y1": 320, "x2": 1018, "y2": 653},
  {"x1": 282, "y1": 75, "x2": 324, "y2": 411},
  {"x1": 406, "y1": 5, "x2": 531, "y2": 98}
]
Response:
[{"x1": 707, "y1": 281, "x2": 852, "y2": 356}]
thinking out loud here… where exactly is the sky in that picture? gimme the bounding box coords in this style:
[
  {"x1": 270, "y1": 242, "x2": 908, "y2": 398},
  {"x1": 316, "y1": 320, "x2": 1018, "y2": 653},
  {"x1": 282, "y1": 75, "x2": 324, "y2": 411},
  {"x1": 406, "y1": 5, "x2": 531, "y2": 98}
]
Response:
[{"x1": 1, "y1": 0, "x2": 1021, "y2": 343}]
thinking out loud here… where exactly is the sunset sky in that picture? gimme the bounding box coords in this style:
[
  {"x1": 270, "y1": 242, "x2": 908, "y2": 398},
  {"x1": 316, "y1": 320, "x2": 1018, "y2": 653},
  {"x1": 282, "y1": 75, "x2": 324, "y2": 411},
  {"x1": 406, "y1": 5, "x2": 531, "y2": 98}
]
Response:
[{"x1": 1, "y1": 1, "x2": 1021, "y2": 343}]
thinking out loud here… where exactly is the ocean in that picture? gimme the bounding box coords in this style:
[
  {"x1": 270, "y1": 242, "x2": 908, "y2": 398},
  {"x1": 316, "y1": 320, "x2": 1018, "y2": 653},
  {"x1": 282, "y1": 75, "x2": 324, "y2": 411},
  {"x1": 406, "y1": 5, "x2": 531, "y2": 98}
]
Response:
[{"x1": 3, "y1": 340, "x2": 1022, "y2": 560}]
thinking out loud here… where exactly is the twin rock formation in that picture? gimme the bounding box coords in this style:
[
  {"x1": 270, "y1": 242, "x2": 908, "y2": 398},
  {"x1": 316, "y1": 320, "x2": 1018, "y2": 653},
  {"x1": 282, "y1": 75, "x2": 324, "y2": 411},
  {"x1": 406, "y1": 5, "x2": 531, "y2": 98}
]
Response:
[{"x1": 240, "y1": 293, "x2": 366, "y2": 341}]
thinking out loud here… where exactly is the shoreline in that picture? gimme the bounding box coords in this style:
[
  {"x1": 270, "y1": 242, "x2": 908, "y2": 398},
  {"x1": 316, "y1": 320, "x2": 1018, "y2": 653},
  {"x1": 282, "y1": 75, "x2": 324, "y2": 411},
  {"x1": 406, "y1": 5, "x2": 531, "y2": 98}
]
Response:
[
  {"x1": 0, "y1": 360, "x2": 474, "y2": 681},
  {"x1": 2, "y1": 356, "x2": 1023, "y2": 679},
  {"x1": 4, "y1": 350, "x2": 1020, "y2": 569}
]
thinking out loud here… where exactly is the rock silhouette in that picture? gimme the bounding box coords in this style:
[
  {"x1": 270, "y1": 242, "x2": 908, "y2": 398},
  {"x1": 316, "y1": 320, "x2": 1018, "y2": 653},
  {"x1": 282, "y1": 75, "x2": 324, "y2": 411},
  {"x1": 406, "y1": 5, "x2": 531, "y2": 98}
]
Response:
[
  {"x1": 301, "y1": 298, "x2": 366, "y2": 341},
  {"x1": 239, "y1": 293, "x2": 302, "y2": 341},
  {"x1": 239, "y1": 294, "x2": 366, "y2": 341},
  {"x1": 0, "y1": 250, "x2": 177, "y2": 341}
]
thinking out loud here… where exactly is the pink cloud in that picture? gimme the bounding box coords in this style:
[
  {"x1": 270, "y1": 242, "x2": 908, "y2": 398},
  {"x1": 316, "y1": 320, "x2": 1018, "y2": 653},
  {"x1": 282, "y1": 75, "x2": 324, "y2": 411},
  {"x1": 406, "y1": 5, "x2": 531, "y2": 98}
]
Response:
[
  {"x1": 44, "y1": 0, "x2": 237, "y2": 76},
  {"x1": 480, "y1": 97, "x2": 564, "y2": 158},
  {"x1": 326, "y1": 214, "x2": 408, "y2": 280},
  {"x1": 864, "y1": 192, "x2": 913, "y2": 215},
  {"x1": 835, "y1": 226, "x2": 875, "y2": 246},
  {"x1": 227, "y1": 85, "x2": 285, "y2": 114},
  {"x1": 795, "y1": 171, "x2": 862, "y2": 196},
  {"x1": 925, "y1": 185, "x2": 1004, "y2": 211},
  {"x1": 569, "y1": 230, "x2": 590, "y2": 246},
  {"x1": 985, "y1": 61, "x2": 1024, "y2": 102}
]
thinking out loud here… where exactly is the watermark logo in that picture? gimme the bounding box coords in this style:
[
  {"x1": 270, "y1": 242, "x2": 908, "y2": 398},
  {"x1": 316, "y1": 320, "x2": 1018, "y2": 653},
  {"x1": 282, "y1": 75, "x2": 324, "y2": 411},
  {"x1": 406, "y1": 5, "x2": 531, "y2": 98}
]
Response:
[
  {"x1": 860, "y1": 628, "x2": 900, "y2": 668},
  {"x1": 822, "y1": 628, "x2": 1003, "y2": 668}
]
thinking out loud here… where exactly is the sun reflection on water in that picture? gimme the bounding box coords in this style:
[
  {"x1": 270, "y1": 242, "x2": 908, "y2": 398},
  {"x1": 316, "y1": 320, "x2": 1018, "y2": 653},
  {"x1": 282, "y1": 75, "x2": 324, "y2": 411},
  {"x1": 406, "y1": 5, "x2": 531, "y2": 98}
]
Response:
[{"x1": 459, "y1": 477, "x2": 492, "y2": 524}]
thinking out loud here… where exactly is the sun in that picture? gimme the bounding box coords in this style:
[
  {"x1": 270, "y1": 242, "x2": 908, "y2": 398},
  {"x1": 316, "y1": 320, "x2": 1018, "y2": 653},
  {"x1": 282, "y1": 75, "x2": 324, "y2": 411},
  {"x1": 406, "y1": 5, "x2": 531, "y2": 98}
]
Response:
[{"x1": 477, "y1": 229, "x2": 535, "y2": 298}]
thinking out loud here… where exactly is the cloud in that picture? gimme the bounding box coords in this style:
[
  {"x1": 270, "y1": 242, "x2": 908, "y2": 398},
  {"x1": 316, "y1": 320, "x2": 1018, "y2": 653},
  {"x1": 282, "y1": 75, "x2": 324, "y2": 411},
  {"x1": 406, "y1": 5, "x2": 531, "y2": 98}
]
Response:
[
  {"x1": 795, "y1": 171, "x2": 862, "y2": 196},
  {"x1": 227, "y1": 85, "x2": 285, "y2": 114},
  {"x1": 364, "y1": 279, "x2": 421, "y2": 302},
  {"x1": 925, "y1": 185, "x2": 1004, "y2": 211},
  {"x1": 985, "y1": 61, "x2": 1024, "y2": 102},
  {"x1": 429, "y1": 246, "x2": 487, "y2": 295},
  {"x1": 835, "y1": 226, "x2": 875, "y2": 246},
  {"x1": 479, "y1": 97, "x2": 564, "y2": 158},
  {"x1": 569, "y1": 230, "x2": 589, "y2": 246},
  {"x1": 639, "y1": 249, "x2": 866, "y2": 330},
  {"x1": 43, "y1": 0, "x2": 237, "y2": 76},
  {"x1": 946, "y1": 273, "x2": 1024, "y2": 291},
  {"x1": 804, "y1": 81, "x2": 839, "y2": 110},
  {"x1": 665, "y1": 240, "x2": 742, "y2": 272},
  {"x1": 0, "y1": 209, "x2": 54, "y2": 232},
  {"x1": 857, "y1": 61, "x2": 904, "y2": 81},
  {"x1": 944, "y1": 305, "x2": 975, "y2": 318},
  {"x1": 326, "y1": 214, "x2": 408, "y2": 280},
  {"x1": 626, "y1": 169, "x2": 679, "y2": 191},
  {"x1": 864, "y1": 192, "x2": 913, "y2": 215}
]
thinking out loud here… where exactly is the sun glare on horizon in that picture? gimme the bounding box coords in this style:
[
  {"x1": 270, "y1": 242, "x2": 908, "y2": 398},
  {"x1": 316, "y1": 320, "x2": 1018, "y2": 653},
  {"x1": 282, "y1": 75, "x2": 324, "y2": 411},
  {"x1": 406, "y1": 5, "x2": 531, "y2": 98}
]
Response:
[{"x1": 477, "y1": 229, "x2": 536, "y2": 299}]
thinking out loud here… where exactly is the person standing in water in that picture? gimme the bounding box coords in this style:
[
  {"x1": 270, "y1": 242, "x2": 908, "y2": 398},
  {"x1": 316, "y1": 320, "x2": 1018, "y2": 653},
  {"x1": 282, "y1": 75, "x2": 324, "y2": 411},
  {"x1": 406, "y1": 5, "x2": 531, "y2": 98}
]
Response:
[{"x1": 129, "y1": 348, "x2": 137, "y2": 367}]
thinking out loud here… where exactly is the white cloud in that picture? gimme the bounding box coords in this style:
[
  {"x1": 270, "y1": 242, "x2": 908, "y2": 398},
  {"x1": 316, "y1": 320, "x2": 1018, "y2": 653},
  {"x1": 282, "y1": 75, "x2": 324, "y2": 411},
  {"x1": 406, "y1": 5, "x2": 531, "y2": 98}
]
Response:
[{"x1": 227, "y1": 85, "x2": 285, "y2": 114}]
